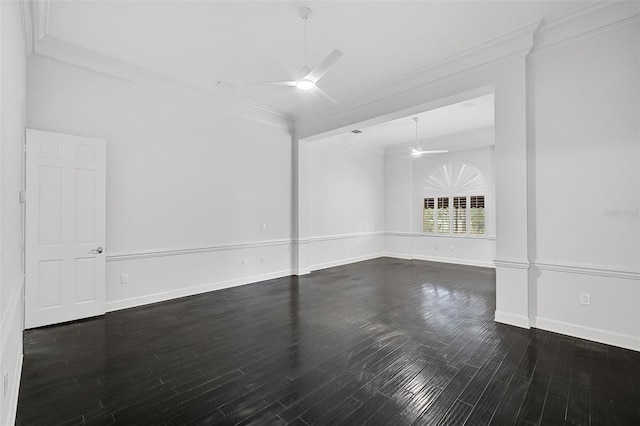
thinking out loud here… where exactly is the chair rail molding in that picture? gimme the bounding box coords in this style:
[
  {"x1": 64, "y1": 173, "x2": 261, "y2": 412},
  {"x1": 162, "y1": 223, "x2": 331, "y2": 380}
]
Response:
[
  {"x1": 533, "y1": 259, "x2": 640, "y2": 280},
  {"x1": 106, "y1": 239, "x2": 292, "y2": 262},
  {"x1": 493, "y1": 257, "x2": 531, "y2": 270}
]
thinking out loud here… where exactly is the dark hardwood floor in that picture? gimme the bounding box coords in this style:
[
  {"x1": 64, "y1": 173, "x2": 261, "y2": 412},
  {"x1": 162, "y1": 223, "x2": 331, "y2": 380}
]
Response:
[{"x1": 16, "y1": 258, "x2": 640, "y2": 425}]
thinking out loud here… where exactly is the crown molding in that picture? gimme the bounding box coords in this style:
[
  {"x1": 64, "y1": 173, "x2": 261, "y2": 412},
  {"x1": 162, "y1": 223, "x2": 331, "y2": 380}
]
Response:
[
  {"x1": 533, "y1": 0, "x2": 640, "y2": 55},
  {"x1": 19, "y1": 0, "x2": 48, "y2": 53},
  {"x1": 22, "y1": 1, "x2": 636, "y2": 135},
  {"x1": 32, "y1": 35, "x2": 293, "y2": 130},
  {"x1": 293, "y1": 20, "x2": 540, "y2": 139}
]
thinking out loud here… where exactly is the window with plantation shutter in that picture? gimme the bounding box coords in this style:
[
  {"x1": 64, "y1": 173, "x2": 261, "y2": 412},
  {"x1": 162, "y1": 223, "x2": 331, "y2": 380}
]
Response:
[
  {"x1": 423, "y1": 198, "x2": 435, "y2": 233},
  {"x1": 470, "y1": 196, "x2": 485, "y2": 235},
  {"x1": 453, "y1": 196, "x2": 467, "y2": 234},
  {"x1": 437, "y1": 197, "x2": 449, "y2": 233}
]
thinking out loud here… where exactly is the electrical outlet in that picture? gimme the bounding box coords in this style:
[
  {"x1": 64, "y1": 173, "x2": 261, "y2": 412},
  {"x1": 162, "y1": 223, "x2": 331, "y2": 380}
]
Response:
[
  {"x1": 121, "y1": 274, "x2": 129, "y2": 284},
  {"x1": 261, "y1": 223, "x2": 266, "y2": 230},
  {"x1": 3, "y1": 370, "x2": 8, "y2": 398},
  {"x1": 580, "y1": 292, "x2": 591, "y2": 306},
  {"x1": 242, "y1": 258, "x2": 248, "y2": 266},
  {"x1": 260, "y1": 257, "x2": 265, "y2": 264}
]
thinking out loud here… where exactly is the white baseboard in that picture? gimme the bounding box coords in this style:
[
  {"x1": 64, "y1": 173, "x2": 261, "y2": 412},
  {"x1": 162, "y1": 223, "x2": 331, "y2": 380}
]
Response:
[
  {"x1": 495, "y1": 310, "x2": 531, "y2": 329},
  {"x1": 106, "y1": 269, "x2": 292, "y2": 312},
  {"x1": 533, "y1": 316, "x2": 640, "y2": 351},
  {"x1": 384, "y1": 252, "x2": 413, "y2": 260},
  {"x1": 384, "y1": 252, "x2": 496, "y2": 269},
  {"x1": 4, "y1": 354, "x2": 23, "y2": 426},
  {"x1": 309, "y1": 253, "x2": 384, "y2": 272}
]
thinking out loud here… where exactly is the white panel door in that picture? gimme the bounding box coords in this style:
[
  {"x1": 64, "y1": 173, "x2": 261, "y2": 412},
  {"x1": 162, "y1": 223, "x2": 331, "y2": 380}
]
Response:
[{"x1": 25, "y1": 129, "x2": 106, "y2": 328}]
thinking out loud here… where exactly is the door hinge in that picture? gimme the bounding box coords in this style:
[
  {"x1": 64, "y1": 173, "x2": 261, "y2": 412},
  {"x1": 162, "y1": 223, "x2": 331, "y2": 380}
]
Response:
[{"x1": 19, "y1": 190, "x2": 26, "y2": 203}]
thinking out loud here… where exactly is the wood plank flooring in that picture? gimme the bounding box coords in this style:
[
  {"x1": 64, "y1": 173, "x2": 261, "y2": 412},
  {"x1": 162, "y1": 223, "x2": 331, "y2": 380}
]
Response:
[{"x1": 16, "y1": 258, "x2": 640, "y2": 425}]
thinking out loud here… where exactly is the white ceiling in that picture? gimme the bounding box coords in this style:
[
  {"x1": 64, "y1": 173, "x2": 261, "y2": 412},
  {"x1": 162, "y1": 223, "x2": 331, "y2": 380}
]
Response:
[{"x1": 44, "y1": 1, "x2": 593, "y2": 118}]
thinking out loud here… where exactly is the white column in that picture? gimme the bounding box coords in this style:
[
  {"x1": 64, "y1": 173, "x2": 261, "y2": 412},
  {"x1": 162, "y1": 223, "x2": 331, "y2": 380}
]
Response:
[
  {"x1": 291, "y1": 136, "x2": 311, "y2": 275},
  {"x1": 493, "y1": 57, "x2": 531, "y2": 328}
]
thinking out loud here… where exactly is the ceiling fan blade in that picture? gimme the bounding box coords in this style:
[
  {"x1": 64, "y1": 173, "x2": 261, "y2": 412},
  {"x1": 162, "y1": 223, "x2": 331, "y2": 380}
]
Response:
[
  {"x1": 245, "y1": 81, "x2": 297, "y2": 86},
  {"x1": 309, "y1": 86, "x2": 338, "y2": 104},
  {"x1": 419, "y1": 150, "x2": 449, "y2": 154},
  {"x1": 305, "y1": 49, "x2": 343, "y2": 83},
  {"x1": 403, "y1": 147, "x2": 449, "y2": 158}
]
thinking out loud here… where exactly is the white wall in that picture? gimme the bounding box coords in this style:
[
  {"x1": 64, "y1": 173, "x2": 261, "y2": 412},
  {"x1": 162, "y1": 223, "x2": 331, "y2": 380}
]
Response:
[
  {"x1": 1, "y1": 1, "x2": 26, "y2": 424},
  {"x1": 528, "y1": 19, "x2": 639, "y2": 349},
  {"x1": 308, "y1": 138, "x2": 384, "y2": 270},
  {"x1": 294, "y1": 4, "x2": 639, "y2": 349},
  {"x1": 384, "y1": 132, "x2": 496, "y2": 268},
  {"x1": 27, "y1": 56, "x2": 293, "y2": 312}
]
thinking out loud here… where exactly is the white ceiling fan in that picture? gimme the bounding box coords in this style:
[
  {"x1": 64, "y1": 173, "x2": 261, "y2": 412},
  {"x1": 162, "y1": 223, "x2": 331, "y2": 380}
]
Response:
[
  {"x1": 410, "y1": 117, "x2": 448, "y2": 157},
  {"x1": 247, "y1": 7, "x2": 343, "y2": 104}
]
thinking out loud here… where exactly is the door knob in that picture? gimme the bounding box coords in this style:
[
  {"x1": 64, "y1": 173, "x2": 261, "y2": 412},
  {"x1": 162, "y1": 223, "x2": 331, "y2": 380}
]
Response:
[{"x1": 89, "y1": 246, "x2": 104, "y2": 254}]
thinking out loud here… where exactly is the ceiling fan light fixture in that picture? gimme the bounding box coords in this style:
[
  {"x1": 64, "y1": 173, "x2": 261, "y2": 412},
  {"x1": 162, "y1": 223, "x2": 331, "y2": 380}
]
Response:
[
  {"x1": 296, "y1": 79, "x2": 315, "y2": 90},
  {"x1": 245, "y1": 7, "x2": 341, "y2": 105}
]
